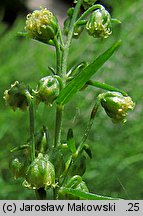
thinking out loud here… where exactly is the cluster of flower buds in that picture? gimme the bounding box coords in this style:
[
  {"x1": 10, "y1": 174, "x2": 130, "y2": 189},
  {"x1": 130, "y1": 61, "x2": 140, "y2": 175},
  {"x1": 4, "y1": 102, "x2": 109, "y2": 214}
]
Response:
[
  {"x1": 86, "y1": 6, "x2": 112, "y2": 38},
  {"x1": 3, "y1": 81, "x2": 32, "y2": 111},
  {"x1": 64, "y1": 17, "x2": 84, "y2": 39},
  {"x1": 23, "y1": 153, "x2": 55, "y2": 190},
  {"x1": 25, "y1": 7, "x2": 58, "y2": 43},
  {"x1": 98, "y1": 92, "x2": 135, "y2": 123},
  {"x1": 33, "y1": 76, "x2": 60, "y2": 105}
]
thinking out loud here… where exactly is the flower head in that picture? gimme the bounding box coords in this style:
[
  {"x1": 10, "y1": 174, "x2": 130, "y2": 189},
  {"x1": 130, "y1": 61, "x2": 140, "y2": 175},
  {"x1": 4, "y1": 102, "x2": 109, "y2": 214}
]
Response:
[
  {"x1": 23, "y1": 153, "x2": 55, "y2": 190},
  {"x1": 25, "y1": 7, "x2": 58, "y2": 43},
  {"x1": 86, "y1": 7, "x2": 112, "y2": 38},
  {"x1": 34, "y1": 76, "x2": 60, "y2": 105},
  {"x1": 98, "y1": 91, "x2": 135, "y2": 123},
  {"x1": 3, "y1": 81, "x2": 32, "y2": 111}
]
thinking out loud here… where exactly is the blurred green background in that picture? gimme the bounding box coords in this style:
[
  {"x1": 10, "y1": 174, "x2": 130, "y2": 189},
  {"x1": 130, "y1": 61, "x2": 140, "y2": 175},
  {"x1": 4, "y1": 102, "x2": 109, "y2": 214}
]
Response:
[{"x1": 0, "y1": 0, "x2": 143, "y2": 199}]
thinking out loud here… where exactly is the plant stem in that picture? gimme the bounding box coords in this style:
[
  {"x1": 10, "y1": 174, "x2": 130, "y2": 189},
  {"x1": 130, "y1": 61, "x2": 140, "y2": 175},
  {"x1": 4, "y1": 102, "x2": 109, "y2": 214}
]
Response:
[
  {"x1": 77, "y1": 102, "x2": 99, "y2": 155},
  {"x1": 60, "y1": 157, "x2": 73, "y2": 186},
  {"x1": 57, "y1": 22, "x2": 64, "y2": 47},
  {"x1": 54, "y1": 1, "x2": 82, "y2": 147},
  {"x1": 75, "y1": 4, "x2": 104, "y2": 25},
  {"x1": 53, "y1": 38, "x2": 61, "y2": 75},
  {"x1": 54, "y1": 104, "x2": 63, "y2": 147},
  {"x1": 61, "y1": 0, "x2": 82, "y2": 77},
  {"x1": 29, "y1": 101, "x2": 35, "y2": 161}
]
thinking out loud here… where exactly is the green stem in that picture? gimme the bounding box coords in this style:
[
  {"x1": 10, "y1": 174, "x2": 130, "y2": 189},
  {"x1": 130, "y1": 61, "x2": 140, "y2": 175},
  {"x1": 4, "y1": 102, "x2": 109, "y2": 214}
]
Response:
[
  {"x1": 60, "y1": 156, "x2": 73, "y2": 186},
  {"x1": 61, "y1": 0, "x2": 82, "y2": 77},
  {"x1": 29, "y1": 101, "x2": 35, "y2": 161},
  {"x1": 54, "y1": 0, "x2": 82, "y2": 148},
  {"x1": 53, "y1": 38, "x2": 61, "y2": 75},
  {"x1": 87, "y1": 80, "x2": 128, "y2": 96},
  {"x1": 54, "y1": 104, "x2": 64, "y2": 147},
  {"x1": 75, "y1": 4, "x2": 104, "y2": 25},
  {"x1": 57, "y1": 22, "x2": 64, "y2": 47},
  {"x1": 76, "y1": 102, "x2": 99, "y2": 155}
]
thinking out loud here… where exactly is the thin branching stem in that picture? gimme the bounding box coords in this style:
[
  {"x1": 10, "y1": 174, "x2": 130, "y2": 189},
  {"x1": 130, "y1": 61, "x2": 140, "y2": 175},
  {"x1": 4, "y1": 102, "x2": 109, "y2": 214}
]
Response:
[
  {"x1": 29, "y1": 101, "x2": 35, "y2": 161},
  {"x1": 53, "y1": 38, "x2": 61, "y2": 75},
  {"x1": 75, "y1": 4, "x2": 104, "y2": 26},
  {"x1": 54, "y1": 104, "x2": 64, "y2": 147},
  {"x1": 61, "y1": 0, "x2": 82, "y2": 77}
]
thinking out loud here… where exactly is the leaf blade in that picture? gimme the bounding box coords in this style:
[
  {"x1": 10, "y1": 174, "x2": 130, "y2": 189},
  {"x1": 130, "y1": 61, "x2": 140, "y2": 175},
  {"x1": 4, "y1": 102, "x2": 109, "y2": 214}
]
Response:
[
  {"x1": 60, "y1": 187, "x2": 121, "y2": 200},
  {"x1": 67, "y1": 128, "x2": 76, "y2": 154},
  {"x1": 56, "y1": 40, "x2": 121, "y2": 105}
]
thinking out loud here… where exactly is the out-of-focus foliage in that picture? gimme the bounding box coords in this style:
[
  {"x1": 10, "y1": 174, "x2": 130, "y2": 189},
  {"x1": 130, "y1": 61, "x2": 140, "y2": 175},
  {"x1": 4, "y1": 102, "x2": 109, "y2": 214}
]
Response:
[{"x1": 0, "y1": 0, "x2": 143, "y2": 199}]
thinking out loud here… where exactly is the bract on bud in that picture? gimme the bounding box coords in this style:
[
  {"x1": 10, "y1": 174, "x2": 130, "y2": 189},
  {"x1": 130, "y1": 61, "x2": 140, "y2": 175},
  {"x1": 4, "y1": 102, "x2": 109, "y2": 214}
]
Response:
[
  {"x1": 98, "y1": 91, "x2": 135, "y2": 123},
  {"x1": 3, "y1": 81, "x2": 32, "y2": 111},
  {"x1": 25, "y1": 7, "x2": 58, "y2": 43},
  {"x1": 24, "y1": 153, "x2": 55, "y2": 190},
  {"x1": 86, "y1": 6, "x2": 112, "y2": 38},
  {"x1": 34, "y1": 76, "x2": 60, "y2": 105}
]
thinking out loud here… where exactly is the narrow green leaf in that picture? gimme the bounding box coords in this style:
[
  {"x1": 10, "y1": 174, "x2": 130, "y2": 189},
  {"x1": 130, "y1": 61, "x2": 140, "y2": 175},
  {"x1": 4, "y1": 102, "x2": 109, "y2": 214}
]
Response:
[
  {"x1": 56, "y1": 40, "x2": 121, "y2": 105},
  {"x1": 60, "y1": 187, "x2": 120, "y2": 200},
  {"x1": 67, "y1": 128, "x2": 76, "y2": 154},
  {"x1": 87, "y1": 80, "x2": 128, "y2": 96}
]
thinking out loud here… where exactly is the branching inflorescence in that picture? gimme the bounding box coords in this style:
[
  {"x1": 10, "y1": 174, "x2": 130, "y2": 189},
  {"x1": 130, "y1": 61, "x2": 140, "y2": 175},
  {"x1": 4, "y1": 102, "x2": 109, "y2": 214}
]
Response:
[{"x1": 3, "y1": 0, "x2": 135, "y2": 200}]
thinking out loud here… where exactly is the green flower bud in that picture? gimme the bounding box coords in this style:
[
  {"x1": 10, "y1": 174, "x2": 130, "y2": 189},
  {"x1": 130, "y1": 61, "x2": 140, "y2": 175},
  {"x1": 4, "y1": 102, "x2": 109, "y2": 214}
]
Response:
[
  {"x1": 98, "y1": 91, "x2": 135, "y2": 123},
  {"x1": 60, "y1": 175, "x2": 89, "y2": 200},
  {"x1": 34, "y1": 76, "x2": 60, "y2": 105},
  {"x1": 66, "y1": 175, "x2": 82, "y2": 188},
  {"x1": 25, "y1": 7, "x2": 58, "y2": 43},
  {"x1": 3, "y1": 81, "x2": 32, "y2": 111},
  {"x1": 86, "y1": 6, "x2": 112, "y2": 38},
  {"x1": 64, "y1": 17, "x2": 84, "y2": 39},
  {"x1": 9, "y1": 155, "x2": 27, "y2": 179},
  {"x1": 24, "y1": 153, "x2": 55, "y2": 190},
  {"x1": 76, "y1": 180, "x2": 89, "y2": 192}
]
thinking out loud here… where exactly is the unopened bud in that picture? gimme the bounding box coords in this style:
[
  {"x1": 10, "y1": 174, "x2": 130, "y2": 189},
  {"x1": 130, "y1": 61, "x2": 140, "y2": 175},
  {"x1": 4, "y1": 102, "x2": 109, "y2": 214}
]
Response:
[
  {"x1": 86, "y1": 6, "x2": 112, "y2": 38},
  {"x1": 24, "y1": 153, "x2": 55, "y2": 190},
  {"x1": 9, "y1": 155, "x2": 27, "y2": 179},
  {"x1": 64, "y1": 18, "x2": 84, "y2": 39},
  {"x1": 98, "y1": 91, "x2": 135, "y2": 123},
  {"x1": 34, "y1": 76, "x2": 60, "y2": 105}
]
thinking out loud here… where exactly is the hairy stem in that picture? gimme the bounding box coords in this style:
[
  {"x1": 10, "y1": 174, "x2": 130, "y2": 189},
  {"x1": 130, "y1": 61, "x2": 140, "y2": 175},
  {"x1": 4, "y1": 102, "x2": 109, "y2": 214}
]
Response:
[
  {"x1": 76, "y1": 102, "x2": 99, "y2": 155},
  {"x1": 61, "y1": 0, "x2": 82, "y2": 77},
  {"x1": 53, "y1": 38, "x2": 61, "y2": 75},
  {"x1": 54, "y1": 104, "x2": 64, "y2": 147},
  {"x1": 29, "y1": 101, "x2": 35, "y2": 161}
]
